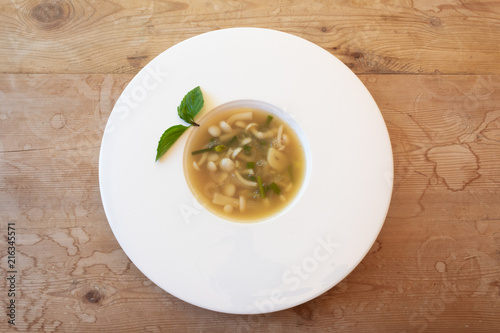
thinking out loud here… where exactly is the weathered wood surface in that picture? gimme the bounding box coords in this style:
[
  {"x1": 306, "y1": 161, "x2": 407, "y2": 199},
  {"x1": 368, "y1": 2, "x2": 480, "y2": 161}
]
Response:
[
  {"x1": 1, "y1": 0, "x2": 500, "y2": 332},
  {"x1": 0, "y1": 0, "x2": 499, "y2": 75},
  {"x1": 2, "y1": 73, "x2": 499, "y2": 332}
]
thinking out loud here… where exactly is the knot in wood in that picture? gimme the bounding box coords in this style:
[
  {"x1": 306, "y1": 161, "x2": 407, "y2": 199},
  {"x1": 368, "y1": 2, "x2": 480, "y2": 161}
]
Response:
[
  {"x1": 29, "y1": 0, "x2": 73, "y2": 30},
  {"x1": 84, "y1": 290, "x2": 103, "y2": 304},
  {"x1": 429, "y1": 17, "x2": 442, "y2": 28}
]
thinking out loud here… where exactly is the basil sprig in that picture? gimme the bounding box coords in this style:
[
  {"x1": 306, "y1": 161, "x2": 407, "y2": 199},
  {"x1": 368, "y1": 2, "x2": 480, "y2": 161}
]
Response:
[
  {"x1": 177, "y1": 86, "x2": 203, "y2": 127},
  {"x1": 155, "y1": 86, "x2": 203, "y2": 161},
  {"x1": 155, "y1": 125, "x2": 190, "y2": 161}
]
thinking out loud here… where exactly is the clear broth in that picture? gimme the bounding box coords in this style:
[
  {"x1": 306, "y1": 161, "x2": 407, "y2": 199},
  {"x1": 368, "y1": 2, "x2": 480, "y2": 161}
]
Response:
[{"x1": 184, "y1": 106, "x2": 306, "y2": 222}]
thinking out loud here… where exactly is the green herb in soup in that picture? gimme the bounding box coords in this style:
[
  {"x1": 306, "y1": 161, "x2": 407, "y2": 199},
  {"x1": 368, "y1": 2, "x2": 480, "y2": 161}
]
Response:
[{"x1": 185, "y1": 107, "x2": 305, "y2": 221}]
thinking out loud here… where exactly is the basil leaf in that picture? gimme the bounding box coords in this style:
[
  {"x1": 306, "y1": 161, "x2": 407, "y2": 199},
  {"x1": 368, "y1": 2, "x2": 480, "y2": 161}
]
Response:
[
  {"x1": 155, "y1": 124, "x2": 190, "y2": 161},
  {"x1": 177, "y1": 86, "x2": 203, "y2": 126}
]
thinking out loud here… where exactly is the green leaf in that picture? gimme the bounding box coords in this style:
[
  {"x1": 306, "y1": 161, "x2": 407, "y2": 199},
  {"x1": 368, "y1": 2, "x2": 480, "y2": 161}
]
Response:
[
  {"x1": 214, "y1": 144, "x2": 226, "y2": 152},
  {"x1": 269, "y1": 182, "x2": 281, "y2": 195},
  {"x1": 177, "y1": 86, "x2": 204, "y2": 126},
  {"x1": 265, "y1": 115, "x2": 273, "y2": 126},
  {"x1": 155, "y1": 125, "x2": 190, "y2": 161}
]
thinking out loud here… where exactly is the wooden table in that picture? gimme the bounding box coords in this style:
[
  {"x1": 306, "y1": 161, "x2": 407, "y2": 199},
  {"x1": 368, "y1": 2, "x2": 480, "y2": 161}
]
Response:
[{"x1": 1, "y1": 1, "x2": 499, "y2": 332}]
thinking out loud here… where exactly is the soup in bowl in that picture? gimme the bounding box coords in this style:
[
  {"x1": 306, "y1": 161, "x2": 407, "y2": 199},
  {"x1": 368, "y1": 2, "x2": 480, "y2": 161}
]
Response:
[{"x1": 183, "y1": 100, "x2": 309, "y2": 222}]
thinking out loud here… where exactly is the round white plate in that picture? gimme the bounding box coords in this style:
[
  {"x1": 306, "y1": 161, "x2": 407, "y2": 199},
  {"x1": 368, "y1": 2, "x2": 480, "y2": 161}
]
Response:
[{"x1": 99, "y1": 28, "x2": 393, "y2": 314}]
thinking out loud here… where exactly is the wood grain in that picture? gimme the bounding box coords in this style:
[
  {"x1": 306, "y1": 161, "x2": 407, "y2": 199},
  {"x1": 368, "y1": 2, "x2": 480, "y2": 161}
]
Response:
[
  {"x1": 0, "y1": 0, "x2": 499, "y2": 75},
  {"x1": 1, "y1": 0, "x2": 500, "y2": 332},
  {"x1": 1, "y1": 73, "x2": 499, "y2": 332}
]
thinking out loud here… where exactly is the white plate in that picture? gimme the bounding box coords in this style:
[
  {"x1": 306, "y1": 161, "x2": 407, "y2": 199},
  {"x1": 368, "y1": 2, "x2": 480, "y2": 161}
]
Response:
[{"x1": 99, "y1": 28, "x2": 393, "y2": 314}]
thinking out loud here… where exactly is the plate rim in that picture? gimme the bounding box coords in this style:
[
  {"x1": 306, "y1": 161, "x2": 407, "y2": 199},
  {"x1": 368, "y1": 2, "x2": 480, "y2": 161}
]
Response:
[{"x1": 99, "y1": 27, "x2": 394, "y2": 314}]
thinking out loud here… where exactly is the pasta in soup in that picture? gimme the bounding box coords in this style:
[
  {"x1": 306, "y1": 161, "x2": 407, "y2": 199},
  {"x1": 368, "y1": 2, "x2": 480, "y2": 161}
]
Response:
[{"x1": 184, "y1": 104, "x2": 306, "y2": 222}]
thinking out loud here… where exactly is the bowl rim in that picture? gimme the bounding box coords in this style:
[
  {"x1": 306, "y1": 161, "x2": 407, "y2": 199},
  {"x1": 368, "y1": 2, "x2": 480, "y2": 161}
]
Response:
[{"x1": 182, "y1": 99, "x2": 313, "y2": 224}]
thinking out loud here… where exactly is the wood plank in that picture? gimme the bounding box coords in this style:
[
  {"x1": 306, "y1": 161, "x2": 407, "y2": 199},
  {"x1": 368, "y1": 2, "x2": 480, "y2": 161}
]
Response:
[
  {"x1": 0, "y1": 0, "x2": 499, "y2": 75},
  {"x1": 1, "y1": 73, "x2": 500, "y2": 331},
  {"x1": 361, "y1": 74, "x2": 500, "y2": 222}
]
